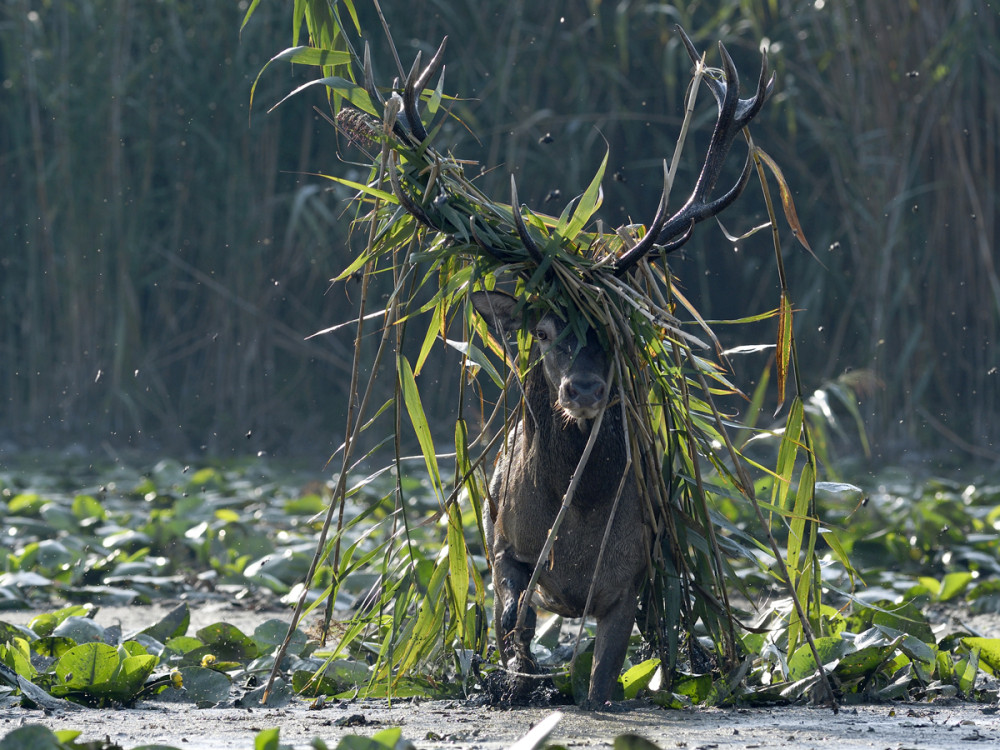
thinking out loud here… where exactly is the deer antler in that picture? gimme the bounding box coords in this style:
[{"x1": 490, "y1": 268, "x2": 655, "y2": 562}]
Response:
[
  {"x1": 403, "y1": 37, "x2": 448, "y2": 142},
  {"x1": 360, "y1": 27, "x2": 770, "y2": 280},
  {"x1": 612, "y1": 26, "x2": 774, "y2": 277}
]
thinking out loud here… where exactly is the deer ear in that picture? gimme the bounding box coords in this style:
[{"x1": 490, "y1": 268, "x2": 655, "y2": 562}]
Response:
[{"x1": 470, "y1": 290, "x2": 523, "y2": 335}]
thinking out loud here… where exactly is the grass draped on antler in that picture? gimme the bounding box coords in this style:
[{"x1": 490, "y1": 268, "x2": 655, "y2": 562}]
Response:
[{"x1": 258, "y1": 9, "x2": 836, "y2": 708}]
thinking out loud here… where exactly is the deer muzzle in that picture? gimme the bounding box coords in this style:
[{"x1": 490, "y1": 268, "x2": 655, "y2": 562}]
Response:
[{"x1": 558, "y1": 376, "x2": 607, "y2": 421}]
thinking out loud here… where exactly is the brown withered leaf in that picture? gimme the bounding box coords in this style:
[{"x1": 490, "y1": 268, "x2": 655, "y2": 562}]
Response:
[{"x1": 756, "y1": 147, "x2": 817, "y2": 260}]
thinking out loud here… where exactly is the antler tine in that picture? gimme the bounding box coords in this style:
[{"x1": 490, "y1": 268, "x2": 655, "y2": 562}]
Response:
[
  {"x1": 677, "y1": 26, "x2": 773, "y2": 129},
  {"x1": 403, "y1": 37, "x2": 448, "y2": 143},
  {"x1": 510, "y1": 176, "x2": 545, "y2": 265},
  {"x1": 676, "y1": 24, "x2": 701, "y2": 69},
  {"x1": 415, "y1": 37, "x2": 448, "y2": 94},
  {"x1": 740, "y1": 45, "x2": 774, "y2": 122},
  {"x1": 636, "y1": 150, "x2": 751, "y2": 267},
  {"x1": 691, "y1": 42, "x2": 744, "y2": 199},
  {"x1": 612, "y1": 26, "x2": 773, "y2": 276},
  {"x1": 402, "y1": 52, "x2": 425, "y2": 140}
]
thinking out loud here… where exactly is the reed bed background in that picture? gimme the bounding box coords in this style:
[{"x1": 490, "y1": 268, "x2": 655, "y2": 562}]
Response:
[{"x1": 2, "y1": 0, "x2": 996, "y2": 461}]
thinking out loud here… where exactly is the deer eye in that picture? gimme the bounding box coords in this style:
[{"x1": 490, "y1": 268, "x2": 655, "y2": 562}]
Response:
[{"x1": 533, "y1": 328, "x2": 548, "y2": 342}]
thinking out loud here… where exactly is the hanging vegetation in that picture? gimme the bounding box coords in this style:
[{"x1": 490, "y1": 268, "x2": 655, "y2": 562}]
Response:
[{"x1": 248, "y1": 0, "x2": 839, "y2": 708}]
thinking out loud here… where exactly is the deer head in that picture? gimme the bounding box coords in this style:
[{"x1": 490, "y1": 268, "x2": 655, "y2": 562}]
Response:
[{"x1": 470, "y1": 289, "x2": 610, "y2": 422}]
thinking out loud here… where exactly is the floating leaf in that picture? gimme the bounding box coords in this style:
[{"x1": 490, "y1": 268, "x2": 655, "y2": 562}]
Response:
[
  {"x1": 177, "y1": 666, "x2": 232, "y2": 705},
  {"x1": 938, "y1": 572, "x2": 974, "y2": 602},
  {"x1": 963, "y1": 637, "x2": 1000, "y2": 674},
  {"x1": 194, "y1": 622, "x2": 260, "y2": 660},
  {"x1": 787, "y1": 636, "x2": 847, "y2": 681},
  {"x1": 335, "y1": 727, "x2": 406, "y2": 750},
  {"x1": 53, "y1": 642, "x2": 119, "y2": 691},
  {"x1": 255, "y1": 727, "x2": 281, "y2": 750},
  {"x1": 142, "y1": 603, "x2": 191, "y2": 643},
  {"x1": 868, "y1": 601, "x2": 935, "y2": 644},
  {"x1": 621, "y1": 658, "x2": 661, "y2": 699},
  {"x1": 957, "y1": 648, "x2": 980, "y2": 697},
  {"x1": 672, "y1": 672, "x2": 713, "y2": 703},
  {"x1": 0, "y1": 725, "x2": 66, "y2": 750},
  {"x1": 107, "y1": 654, "x2": 157, "y2": 700}
]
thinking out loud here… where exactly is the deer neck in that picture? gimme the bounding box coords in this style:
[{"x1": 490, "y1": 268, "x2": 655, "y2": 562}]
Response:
[{"x1": 521, "y1": 364, "x2": 626, "y2": 503}]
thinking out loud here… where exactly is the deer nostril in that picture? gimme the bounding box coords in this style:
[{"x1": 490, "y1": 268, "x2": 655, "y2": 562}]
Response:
[{"x1": 563, "y1": 378, "x2": 606, "y2": 406}]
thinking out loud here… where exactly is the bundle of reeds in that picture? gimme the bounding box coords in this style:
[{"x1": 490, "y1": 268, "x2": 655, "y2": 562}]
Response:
[{"x1": 258, "y1": 2, "x2": 836, "y2": 706}]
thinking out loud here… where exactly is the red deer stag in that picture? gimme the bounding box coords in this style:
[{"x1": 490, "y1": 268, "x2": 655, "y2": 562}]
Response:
[{"x1": 341, "y1": 23, "x2": 774, "y2": 708}]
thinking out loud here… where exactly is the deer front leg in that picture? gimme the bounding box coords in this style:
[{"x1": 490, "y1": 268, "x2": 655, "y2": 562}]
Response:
[
  {"x1": 583, "y1": 592, "x2": 638, "y2": 710},
  {"x1": 491, "y1": 544, "x2": 538, "y2": 692}
]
